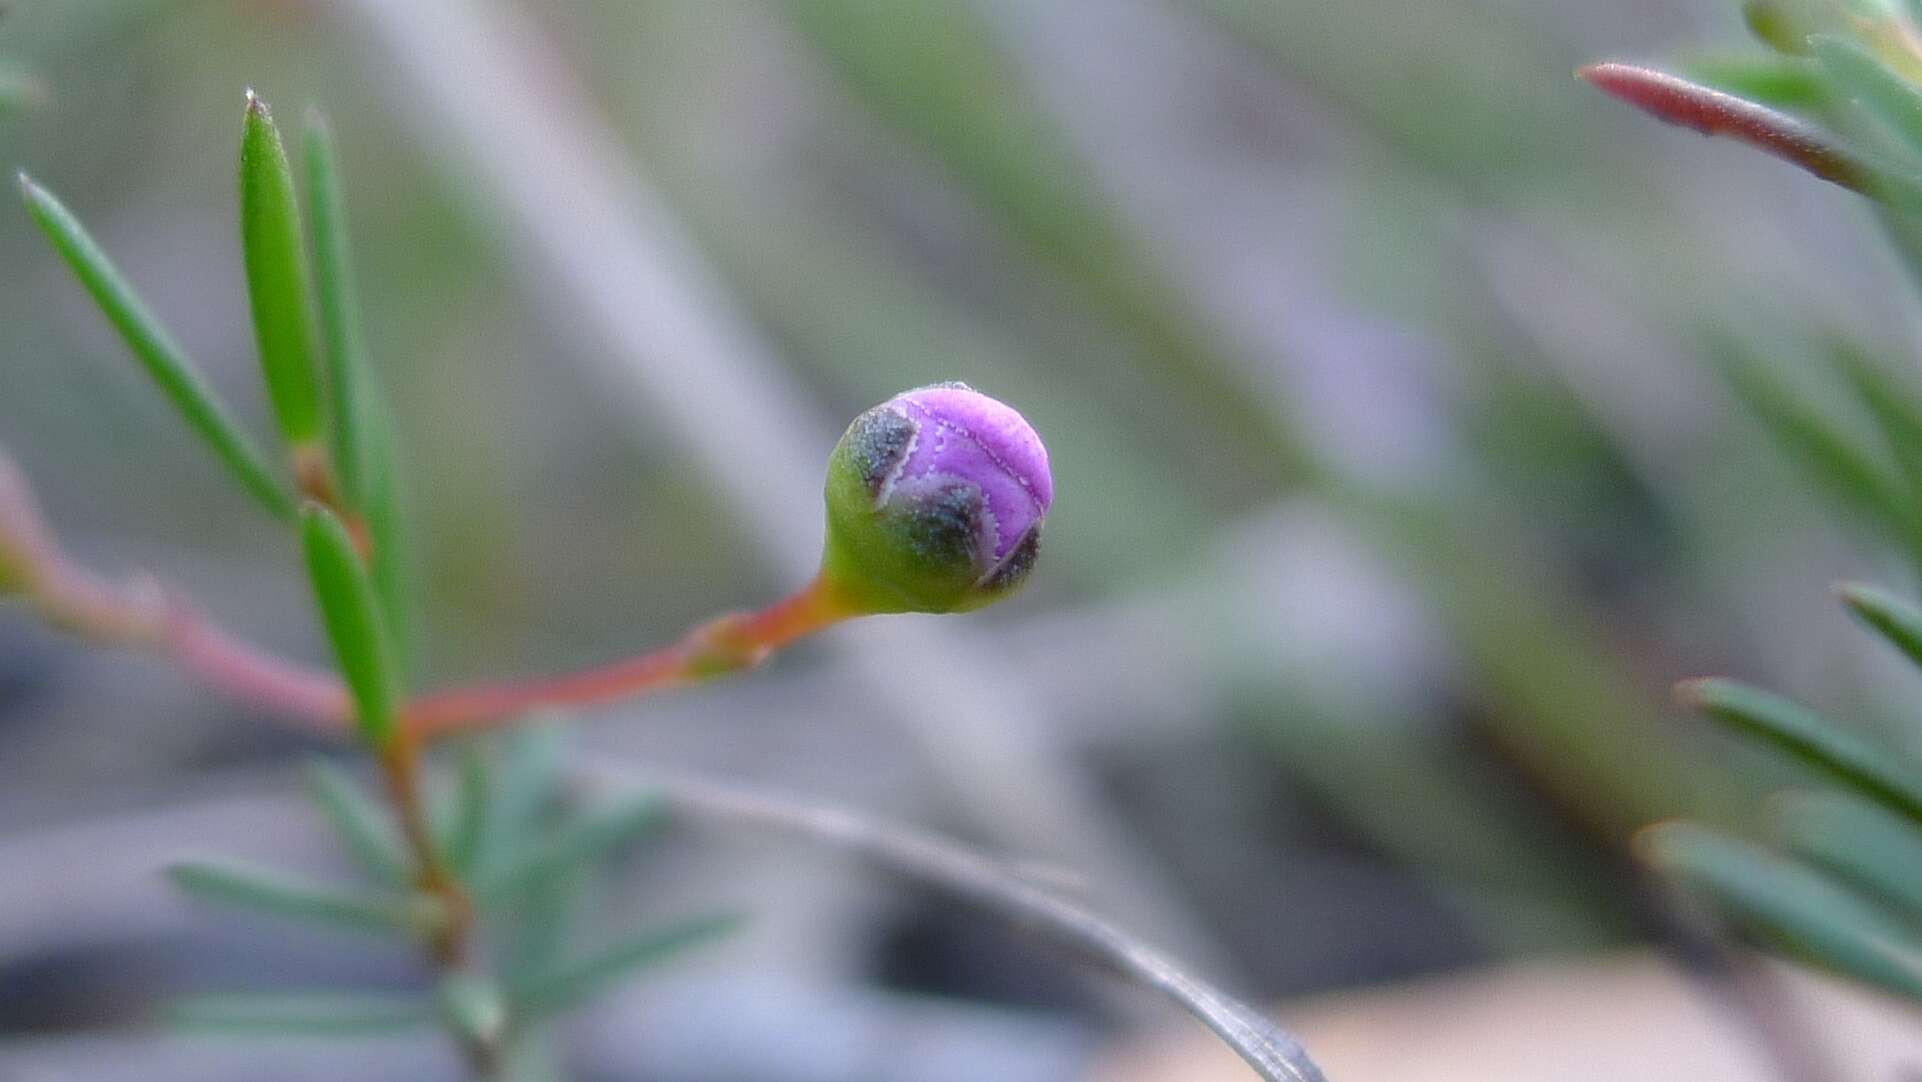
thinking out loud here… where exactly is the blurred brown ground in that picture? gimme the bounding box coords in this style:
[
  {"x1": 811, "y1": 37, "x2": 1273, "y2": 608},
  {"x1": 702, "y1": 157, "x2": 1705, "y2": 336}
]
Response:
[{"x1": 1093, "y1": 952, "x2": 1922, "y2": 1082}]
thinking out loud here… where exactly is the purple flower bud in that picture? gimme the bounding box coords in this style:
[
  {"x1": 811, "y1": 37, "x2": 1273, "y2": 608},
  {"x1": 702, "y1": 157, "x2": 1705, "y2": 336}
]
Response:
[{"x1": 822, "y1": 383, "x2": 1052, "y2": 614}]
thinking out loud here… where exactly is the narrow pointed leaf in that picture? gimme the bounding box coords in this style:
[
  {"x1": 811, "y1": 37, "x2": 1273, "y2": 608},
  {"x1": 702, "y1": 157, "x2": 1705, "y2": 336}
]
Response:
[
  {"x1": 1840, "y1": 581, "x2": 1922, "y2": 672},
  {"x1": 504, "y1": 871, "x2": 586, "y2": 982},
  {"x1": 477, "y1": 720, "x2": 566, "y2": 875},
  {"x1": 240, "y1": 91, "x2": 323, "y2": 446},
  {"x1": 1678, "y1": 678, "x2": 1922, "y2": 823},
  {"x1": 1830, "y1": 343, "x2": 1922, "y2": 569},
  {"x1": 18, "y1": 175, "x2": 292, "y2": 518},
  {"x1": 1714, "y1": 339, "x2": 1916, "y2": 542},
  {"x1": 304, "y1": 759, "x2": 408, "y2": 886},
  {"x1": 1581, "y1": 63, "x2": 1922, "y2": 212},
  {"x1": 167, "y1": 991, "x2": 431, "y2": 1036},
  {"x1": 1641, "y1": 821, "x2": 1922, "y2": 999},
  {"x1": 167, "y1": 859, "x2": 412, "y2": 934},
  {"x1": 1811, "y1": 35, "x2": 1922, "y2": 158},
  {"x1": 302, "y1": 112, "x2": 380, "y2": 512},
  {"x1": 512, "y1": 914, "x2": 740, "y2": 1017},
  {"x1": 1778, "y1": 791, "x2": 1922, "y2": 925},
  {"x1": 1678, "y1": 53, "x2": 1830, "y2": 110},
  {"x1": 476, "y1": 793, "x2": 665, "y2": 906},
  {"x1": 1743, "y1": 1, "x2": 1818, "y2": 55},
  {"x1": 436, "y1": 741, "x2": 490, "y2": 875},
  {"x1": 303, "y1": 112, "x2": 409, "y2": 655},
  {"x1": 1834, "y1": 343, "x2": 1922, "y2": 498},
  {"x1": 301, "y1": 504, "x2": 400, "y2": 748},
  {"x1": 436, "y1": 973, "x2": 508, "y2": 1048}
]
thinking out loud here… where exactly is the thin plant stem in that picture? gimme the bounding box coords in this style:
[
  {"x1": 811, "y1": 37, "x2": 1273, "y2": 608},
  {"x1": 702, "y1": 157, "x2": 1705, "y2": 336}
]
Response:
[
  {"x1": 403, "y1": 575, "x2": 856, "y2": 738},
  {"x1": 2, "y1": 452, "x2": 852, "y2": 741}
]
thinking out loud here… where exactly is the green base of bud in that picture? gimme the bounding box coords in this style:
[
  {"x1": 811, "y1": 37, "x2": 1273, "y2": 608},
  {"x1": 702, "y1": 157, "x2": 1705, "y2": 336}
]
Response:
[{"x1": 819, "y1": 495, "x2": 1009, "y2": 616}]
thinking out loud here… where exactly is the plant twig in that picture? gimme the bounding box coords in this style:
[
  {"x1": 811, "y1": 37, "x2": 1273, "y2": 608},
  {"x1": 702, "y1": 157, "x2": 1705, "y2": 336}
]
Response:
[
  {"x1": 0, "y1": 447, "x2": 845, "y2": 741},
  {"x1": 575, "y1": 764, "x2": 1329, "y2": 1082},
  {"x1": 326, "y1": 0, "x2": 1238, "y2": 980}
]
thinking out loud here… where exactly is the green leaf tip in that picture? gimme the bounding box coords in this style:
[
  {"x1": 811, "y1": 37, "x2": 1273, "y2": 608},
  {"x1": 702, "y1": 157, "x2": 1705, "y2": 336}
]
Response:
[
  {"x1": 240, "y1": 88, "x2": 324, "y2": 447},
  {"x1": 512, "y1": 912, "x2": 742, "y2": 1016},
  {"x1": 476, "y1": 793, "x2": 665, "y2": 907},
  {"x1": 436, "y1": 973, "x2": 509, "y2": 1046},
  {"x1": 1838, "y1": 581, "x2": 1922, "y2": 672},
  {"x1": 300, "y1": 503, "x2": 400, "y2": 748},
  {"x1": 1638, "y1": 820, "x2": 1922, "y2": 1000},
  {"x1": 167, "y1": 991, "x2": 433, "y2": 1036},
  {"x1": 1809, "y1": 34, "x2": 1922, "y2": 161},
  {"x1": 18, "y1": 172, "x2": 294, "y2": 518},
  {"x1": 1679, "y1": 676, "x2": 1922, "y2": 824},
  {"x1": 301, "y1": 107, "x2": 409, "y2": 653},
  {"x1": 303, "y1": 759, "x2": 408, "y2": 885},
  {"x1": 167, "y1": 858, "x2": 413, "y2": 935},
  {"x1": 1776, "y1": 790, "x2": 1922, "y2": 926}
]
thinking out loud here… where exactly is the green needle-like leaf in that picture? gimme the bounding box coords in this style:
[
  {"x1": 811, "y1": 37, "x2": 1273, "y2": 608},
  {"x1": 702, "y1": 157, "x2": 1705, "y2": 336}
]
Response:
[
  {"x1": 1839, "y1": 581, "x2": 1922, "y2": 672},
  {"x1": 303, "y1": 112, "x2": 378, "y2": 511},
  {"x1": 1678, "y1": 678, "x2": 1922, "y2": 823},
  {"x1": 167, "y1": 859, "x2": 413, "y2": 934},
  {"x1": 240, "y1": 91, "x2": 323, "y2": 447},
  {"x1": 304, "y1": 759, "x2": 408, "y2": 886},
  {"x1": 18, "y1": 175, "x2": 292, "y2": 518},
  {"x1": 1641, "y1": 821, "x2": 1922, "y2": 999},
  {"x1": 1778, "y1": 790, "x2": 1922, "y2": 926},
  {"x1": 1811, "y1": 35, "x2": 1922, "y2": 160},
  {"x1": 505, "y1": 871, "x2": 586, "y2": 982},
  {"x1": 167, "y1": 991, "x2": 432, "y2": 1036},
  {"x1": 303, "y1": 111, "x2": 409, "y2": 653},
  {"x1": 1834, "y1": 342, "x2": 1922, "y2": 514},
  {"x1": 1715, "y1": 339, "x2": 1917, "y2": 545},
  {"x1": 512, "y1": 914, "x2": 740, "y2": 1017},
  {"x1": 436, "y1": 742, "x2": 490, "y2": 875},
  {"x1": 476, "y1": 794, "x2": 665, "y2": 907},
  {"x1": 1678, "y1": 52, "x2": 1830, "y2": 110},
  {"x1": 436, "y1": 973, "x2": 509, "y2": 1048},
  {"x1": 477, "y1": 721, "x2": 566, "y2": 876},
  {"x1": 301, "y1": 503, "x2": 401, "y2": 748},
  {"x1": 1743, "y1": 1, "x2": 1819, "y2": 55}
]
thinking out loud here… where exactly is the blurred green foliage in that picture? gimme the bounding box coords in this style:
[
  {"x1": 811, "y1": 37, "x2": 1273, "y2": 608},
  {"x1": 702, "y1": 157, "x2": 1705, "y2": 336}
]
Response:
[{"x1": 12, "y1": 0, "x2": 1922, "y2": 1037}]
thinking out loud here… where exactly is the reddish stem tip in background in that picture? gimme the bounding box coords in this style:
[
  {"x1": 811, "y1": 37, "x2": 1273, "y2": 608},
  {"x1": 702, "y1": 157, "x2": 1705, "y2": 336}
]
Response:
[{"x1": 1579, "y1": 61, "x2": 1868, "y2": 191}]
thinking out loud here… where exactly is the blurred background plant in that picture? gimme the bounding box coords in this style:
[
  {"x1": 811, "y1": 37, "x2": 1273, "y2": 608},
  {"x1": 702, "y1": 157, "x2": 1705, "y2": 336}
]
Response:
[
  {"x1": 1580, "y1": 0, "x2": 1922, "y2": 1019},
  {"x1": 4, "y1": 0, "x2": 1922, "y2": 1080}
]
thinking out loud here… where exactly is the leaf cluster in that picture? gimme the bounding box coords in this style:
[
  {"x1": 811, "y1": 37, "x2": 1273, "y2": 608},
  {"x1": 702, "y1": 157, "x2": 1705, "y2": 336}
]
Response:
[{"x1": 168, "y1": 729, "x2": 734, "y2": 1050}]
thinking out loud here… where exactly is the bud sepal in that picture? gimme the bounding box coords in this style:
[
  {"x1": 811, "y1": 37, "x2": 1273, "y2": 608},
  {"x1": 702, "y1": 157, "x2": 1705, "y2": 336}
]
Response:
[{"x1": 821, "y1": 383, "x2": 1051, "y2": 615}]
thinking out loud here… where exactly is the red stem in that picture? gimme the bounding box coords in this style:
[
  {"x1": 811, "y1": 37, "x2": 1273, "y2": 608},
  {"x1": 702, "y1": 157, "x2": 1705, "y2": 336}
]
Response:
[
  {"x1": 403, "y1": 575, "x2": 855, "y2": 739},
  {"x1": 167, "y1": 604, "x2": 351, "y2": 728},
  {"x1": 4, "y1": 452, "x2": 858, "y2": 743}
]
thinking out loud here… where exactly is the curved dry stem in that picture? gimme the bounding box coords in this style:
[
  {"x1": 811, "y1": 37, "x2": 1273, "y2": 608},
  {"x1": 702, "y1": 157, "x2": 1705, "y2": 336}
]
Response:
[{"x1": 577, "y1": 764, "x2": 1329, "y2": 1082}]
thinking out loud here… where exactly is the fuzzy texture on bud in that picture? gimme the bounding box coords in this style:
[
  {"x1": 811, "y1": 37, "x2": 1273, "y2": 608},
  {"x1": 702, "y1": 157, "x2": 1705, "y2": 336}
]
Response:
[{"x1": 822, "y1": 383, "x2": 1051, "y2": 614}]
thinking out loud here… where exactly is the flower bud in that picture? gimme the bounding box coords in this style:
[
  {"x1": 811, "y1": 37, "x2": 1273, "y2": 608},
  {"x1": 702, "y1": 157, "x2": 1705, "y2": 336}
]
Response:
[{"x1": 822, "y1": 383, "x2": 1052, "y2": 614}]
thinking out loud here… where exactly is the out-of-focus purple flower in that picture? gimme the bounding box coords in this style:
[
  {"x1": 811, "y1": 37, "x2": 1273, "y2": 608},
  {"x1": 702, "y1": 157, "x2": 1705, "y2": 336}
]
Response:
[{"x1": 821, "y1": 383, "x2": 1052, "y2": 614}]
